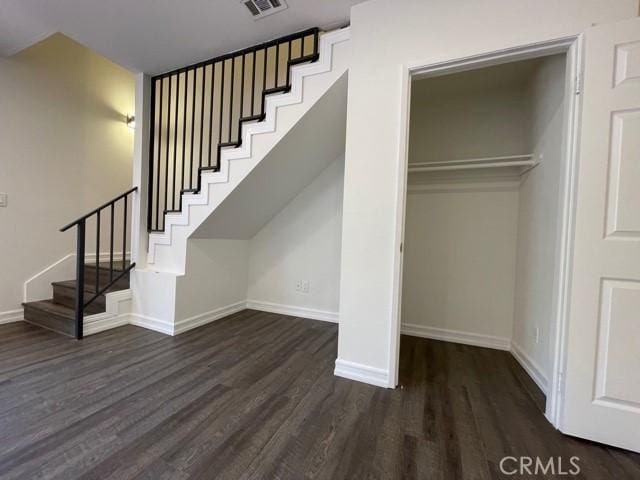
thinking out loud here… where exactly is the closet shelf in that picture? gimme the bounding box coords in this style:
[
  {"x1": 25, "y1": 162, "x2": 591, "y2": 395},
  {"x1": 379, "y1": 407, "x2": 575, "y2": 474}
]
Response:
[{"x1": 408, "y1": 154, "x2": 538, "y2": 185}]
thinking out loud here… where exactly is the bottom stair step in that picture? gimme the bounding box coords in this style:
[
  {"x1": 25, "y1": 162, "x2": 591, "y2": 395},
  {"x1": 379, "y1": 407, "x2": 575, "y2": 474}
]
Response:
[
  {"x1": 52, "y1": 280, "x2": 106, "y2": 314},
  {"x1": 23, "y1": 300, "x2": 78, "y2": 337}
]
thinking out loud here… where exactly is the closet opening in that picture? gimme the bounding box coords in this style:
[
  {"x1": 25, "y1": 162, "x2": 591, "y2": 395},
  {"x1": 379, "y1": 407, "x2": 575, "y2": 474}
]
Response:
[{"x1": 397, "y1": 51, "x2": 573, "y2": 418}]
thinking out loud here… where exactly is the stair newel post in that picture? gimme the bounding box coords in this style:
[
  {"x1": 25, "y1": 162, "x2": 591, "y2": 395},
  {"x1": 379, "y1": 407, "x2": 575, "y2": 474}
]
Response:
[{"x1": 74, "y1": 219, "x2": 86, "y2": 340}]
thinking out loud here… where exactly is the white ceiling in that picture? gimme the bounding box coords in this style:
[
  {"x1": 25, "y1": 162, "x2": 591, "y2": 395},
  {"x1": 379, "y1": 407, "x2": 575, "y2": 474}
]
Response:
[{"x1": 0, "y1": 0, "x2": 365, "y2": 74}]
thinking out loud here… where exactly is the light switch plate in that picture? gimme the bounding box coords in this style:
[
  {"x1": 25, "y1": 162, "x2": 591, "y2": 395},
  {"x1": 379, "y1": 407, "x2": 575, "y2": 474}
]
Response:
[{"x1": 0, "y1": 193, "x2": 7, "y2": 207}]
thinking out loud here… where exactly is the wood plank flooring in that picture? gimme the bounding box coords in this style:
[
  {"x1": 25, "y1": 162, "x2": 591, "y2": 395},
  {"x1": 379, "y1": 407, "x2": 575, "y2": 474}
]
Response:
[{"x1": 0, "y1": 309, "x2": 638, "y2": 479}]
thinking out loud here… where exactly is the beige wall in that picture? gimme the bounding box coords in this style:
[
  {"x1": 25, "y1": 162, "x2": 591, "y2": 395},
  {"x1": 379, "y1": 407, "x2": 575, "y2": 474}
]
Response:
[{"x1": 0, "y1": 34, "x2": 134, "y2": 315}]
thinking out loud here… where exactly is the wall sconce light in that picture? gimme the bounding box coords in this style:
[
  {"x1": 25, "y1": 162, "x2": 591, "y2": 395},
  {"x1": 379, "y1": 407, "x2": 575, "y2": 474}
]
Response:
[{"x1": 126, "y1": 114, "x2": 136, "y2": 129}]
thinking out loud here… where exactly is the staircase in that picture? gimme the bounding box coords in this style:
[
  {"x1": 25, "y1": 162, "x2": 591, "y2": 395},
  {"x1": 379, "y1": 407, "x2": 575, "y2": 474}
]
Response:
[
  {"x1": 23, "y1": 187, "x2": 137, "y2": 339},
  {"x1": 145, "y1": 27, "x2": 351, "y2": 273},
  {"x1": 21, "y1": 27, "x2": 350, "y2": 338},
  {"x1": 147, "y1": 28, "x2": 322, "y2": 234},
  {"x1": 23, "y1": 262, "x2": 131, "y2": 337}
]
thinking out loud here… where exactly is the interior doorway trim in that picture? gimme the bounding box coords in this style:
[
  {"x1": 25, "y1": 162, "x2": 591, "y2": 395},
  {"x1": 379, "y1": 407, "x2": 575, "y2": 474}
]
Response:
[{"x1": 390, "y1": 35, "x2": 581, "y2": 430}]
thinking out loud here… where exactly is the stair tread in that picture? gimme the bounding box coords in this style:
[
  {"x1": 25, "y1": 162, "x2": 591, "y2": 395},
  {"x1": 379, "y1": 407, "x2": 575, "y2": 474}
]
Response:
[
  {"x1": 86, "y1": 261, "x2": 131, "y2": 271},
  {"x1": 23, "y1": 299, "x2": 75, "y2": 320},
  {"x1": 52, "y1": 279, "x2": 95, "y2": 289},
  {"x1": 263, "y1": 86, "x2": 289, "y2": 94},
  {"x1": 52, "y1": 279, "x2": 126, "y2": 293},
  {"x1": 239, "y1": 114, "x2": 263, "y2": 122},
  {"x1": 23, "y1": 299, "x2": 79, "y2": 337}
]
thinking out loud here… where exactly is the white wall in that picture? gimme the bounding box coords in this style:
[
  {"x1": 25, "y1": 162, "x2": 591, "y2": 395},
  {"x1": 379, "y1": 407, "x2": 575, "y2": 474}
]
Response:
[
  {"x1": 409, "y1": 64, "x2": 530, "y2": 163},
  {"x1": 247, "y1": 157, "x2": 344, "y2": 319},
  {"x1": 164, "y1": 156, "x2": 344, "y2": 331},
  {"x1": 175, "y1": 238, "x2": 249, "y2": 322},
  {"x1": 0, "y1": 33, "x2": 134, "y2": 317},
  {"x1": 402, "y1": 64, "x2": 527, "y2": 346},
  {"x1": 338, "y1": 0, "x2": 638, "y2": 387},
  {"x1": 512, "y1": 54, "x2": 567, "y2": 389},
  {"x1": 402, "y1": 190, "x2": 519, "y2": 345}
]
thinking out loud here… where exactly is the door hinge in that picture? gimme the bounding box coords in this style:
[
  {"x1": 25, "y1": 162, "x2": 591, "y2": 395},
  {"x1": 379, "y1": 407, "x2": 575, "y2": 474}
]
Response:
[
  {"x1": 557, "y1": 371, "x2": 564, "y2": 393},
  {"x1": 400, "y1": 242, "x2": 403, "y2": 253}
]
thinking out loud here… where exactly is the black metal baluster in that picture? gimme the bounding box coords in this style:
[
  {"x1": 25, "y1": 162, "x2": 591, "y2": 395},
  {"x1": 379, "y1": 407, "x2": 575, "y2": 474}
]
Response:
[
  {"x1": 228, "y1": 56, "x2": 235, "y2": 143},
  {"x1": 207, "y1": 63, "x2": 216, "y2": 167},
  {"x1": 147, "y1": 28, "x2": 321, "y2": 232},
  {"x1": 251, "y1": 51, "x2": 256, "y2": 116},
  {"x1": 123, "y1": 195, "x2": 128, "y2": 270},
  {"x1": 172, "y1": 74, "x2": 179, "y2": 210},
  {"x1": 181, "y1": 72, "x2": 187, "y2": 200},
  {"x1": 155, "y1": 78, "x2": 163, "y2": 231},
  {"x1": 313, "y1": 29, "x2": 319, "y2": 56},
  {"x1": 61, "y1": 187, "x2": 138, "y2": 339},
  {"x1": 275, "y1": 43, "x2": 280, "y2": 88},
  {"x1": 238, "y1": 54, "x2": 245, "y2": 143},
  {"x1": 190, "y1": 69, "x2": 196, "y2": 190},
  {"x1": 199, "y1": 66, "x2": 206, "y2": 171},
  {"x1": 164, "y1": 76, "x2": 172, "y2": 229},
  {"x1": 74, "y1": 220, "x2": 85, "y2": 340},
  {"x1": 262, "y1": 48, "x2": 267, "y2": 115},
  {"x1": 109, "y1": 203, "x2": 114, "y2": 282},
  {"x1": 147, "y1": 79, "x2": 156, "y2": 231},
  {"x1": 286, "y1": 40, "x2": 292, "y2": 86},
  {"x1": 218, "y1": 59, "x2": 226, "y2": 166},
  {"x1": 95, "y1": 210, "x2": 100, "y2": 293}
]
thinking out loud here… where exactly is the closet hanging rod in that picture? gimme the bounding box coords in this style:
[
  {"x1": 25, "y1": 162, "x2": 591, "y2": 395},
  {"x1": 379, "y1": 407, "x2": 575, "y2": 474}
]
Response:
[
  {"x1": 409, "y1": 154, "x2": 534, "y2": 170},
  {"x1": 409, "y1": 161, "x2": 538, "y2": 173}
]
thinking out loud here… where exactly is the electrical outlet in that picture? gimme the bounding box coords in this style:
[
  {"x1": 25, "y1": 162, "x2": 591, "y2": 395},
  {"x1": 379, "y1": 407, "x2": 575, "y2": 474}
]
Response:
[
  {"x1": 535, "y1": 326, "x2": 540, "y2": 344},
  {"x1": 295, "y1": 280, "x2": 302, "y2": 292},
  {"x1": 0, "y1": 193, "x2": 7, "y2": 207},
  {"x1": 301, "y1": 280, "x2": 310, "y2": 294}
]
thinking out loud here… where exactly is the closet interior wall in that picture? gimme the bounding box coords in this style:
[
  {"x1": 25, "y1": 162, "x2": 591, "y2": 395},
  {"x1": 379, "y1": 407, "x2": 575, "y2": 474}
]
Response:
[{"x1": 402, "y1": 55, "x2": 567, "y2": 393}]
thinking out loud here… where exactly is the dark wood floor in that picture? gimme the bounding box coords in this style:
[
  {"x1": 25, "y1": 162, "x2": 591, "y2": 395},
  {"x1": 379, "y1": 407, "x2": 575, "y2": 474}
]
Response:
[{"x1": 1, "y1": 310, "x2": 638, "y2": 479}]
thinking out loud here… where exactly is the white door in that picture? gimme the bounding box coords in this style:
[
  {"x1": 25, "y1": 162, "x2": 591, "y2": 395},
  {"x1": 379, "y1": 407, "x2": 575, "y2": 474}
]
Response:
[{"x1": 561, "y1": 17, "x2": 640, "y2": 453}]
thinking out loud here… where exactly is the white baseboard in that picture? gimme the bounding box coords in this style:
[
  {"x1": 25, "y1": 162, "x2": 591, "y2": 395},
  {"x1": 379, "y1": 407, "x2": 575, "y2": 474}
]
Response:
[
  {"x1": 131, "y1": 300, "x2": 335, "y2": 336},
  {"x1": 84, "y1": 313, "x2": 131, "y2": 336},
  {"x1": 5, "y1": 296, "x2": 333, "y2": 338},
  {"x1": 83, "y1": 289, "x2": 133, "y2": 336},
  {"x1": 129, "y1": 314, "x2": 175, "y2": 335},
  {"x1": 174, "y1": 301, "x2": 247, "y2": 335},
  {"x1": 246, "y1": 300, "x2": 338, "y2": 323},
  {"x1": 510, "y1": 341, "x2": 548, "y2": 394},
  {"x1": 334, "y1": 359, "x2": 391, "y2": 388},
  {"x1": 401, "y1": 323, "x2": 511, "y2": 351},
  {"x1": 0, "y1": 309, "x2": 23, "y2": 324}
]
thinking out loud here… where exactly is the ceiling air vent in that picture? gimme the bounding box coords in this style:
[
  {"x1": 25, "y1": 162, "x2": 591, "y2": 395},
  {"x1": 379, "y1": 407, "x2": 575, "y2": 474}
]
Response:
[{"x1": 242, "y1": 0, "x2": 288, "y2": 19}]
